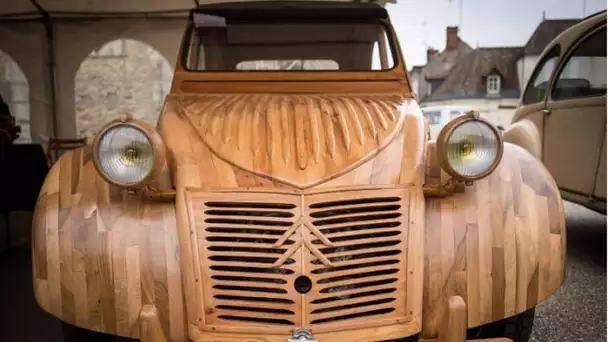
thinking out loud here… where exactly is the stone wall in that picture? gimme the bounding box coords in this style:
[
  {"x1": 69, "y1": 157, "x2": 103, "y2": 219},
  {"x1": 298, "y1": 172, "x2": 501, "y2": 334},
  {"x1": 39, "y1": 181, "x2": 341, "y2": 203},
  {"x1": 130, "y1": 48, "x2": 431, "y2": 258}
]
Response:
[
  {"x1": 74, "y1": 39, "x2": 172, "y2": 141},
  {"x1": 0, "y1": 51, "x2": 31, "y2": 142}
]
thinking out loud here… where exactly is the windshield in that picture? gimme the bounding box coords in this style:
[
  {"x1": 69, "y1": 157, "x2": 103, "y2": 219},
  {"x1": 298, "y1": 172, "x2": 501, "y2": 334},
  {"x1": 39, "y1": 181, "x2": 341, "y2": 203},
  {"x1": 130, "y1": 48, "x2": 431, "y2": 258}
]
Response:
[{"x1": 182, "y1": 13, "x2": 397, "y2": 72}]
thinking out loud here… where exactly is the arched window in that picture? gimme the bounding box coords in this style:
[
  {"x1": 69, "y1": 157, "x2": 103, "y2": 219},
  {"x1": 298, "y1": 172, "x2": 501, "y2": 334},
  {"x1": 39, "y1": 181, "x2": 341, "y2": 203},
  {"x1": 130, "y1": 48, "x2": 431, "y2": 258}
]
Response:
[
  {"x1": 74, "y1": 39, "x2": 173, "y2": 140},
  {"x1": 0, "y1": 50, "x2": 31, "y2": 142}
]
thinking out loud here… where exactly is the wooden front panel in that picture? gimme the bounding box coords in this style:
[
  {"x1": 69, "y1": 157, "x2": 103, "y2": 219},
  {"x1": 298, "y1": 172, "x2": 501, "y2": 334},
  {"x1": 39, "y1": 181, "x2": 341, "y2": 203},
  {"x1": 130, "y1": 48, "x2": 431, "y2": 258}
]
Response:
[{"x1": 185, "y1": 186, "x2": 415, "y2": 335}]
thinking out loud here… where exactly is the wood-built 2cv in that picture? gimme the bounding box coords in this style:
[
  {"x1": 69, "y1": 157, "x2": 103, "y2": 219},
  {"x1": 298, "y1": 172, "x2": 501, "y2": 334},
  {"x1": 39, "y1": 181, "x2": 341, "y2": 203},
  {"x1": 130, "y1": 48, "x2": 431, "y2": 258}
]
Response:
[{"x1": 31, "y1": 2, "x2": 566, "y2": 342}]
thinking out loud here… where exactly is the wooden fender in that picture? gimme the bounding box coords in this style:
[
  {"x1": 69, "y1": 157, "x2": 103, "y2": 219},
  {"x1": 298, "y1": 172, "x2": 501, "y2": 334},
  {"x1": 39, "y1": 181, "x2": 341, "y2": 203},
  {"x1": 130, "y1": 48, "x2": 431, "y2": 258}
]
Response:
[
  {"x1": 421, "y1": 142, "x2": 567, "y2": 338},
  {"x1": 31, "y1": 146, "x2": 187, "y2": 341}
]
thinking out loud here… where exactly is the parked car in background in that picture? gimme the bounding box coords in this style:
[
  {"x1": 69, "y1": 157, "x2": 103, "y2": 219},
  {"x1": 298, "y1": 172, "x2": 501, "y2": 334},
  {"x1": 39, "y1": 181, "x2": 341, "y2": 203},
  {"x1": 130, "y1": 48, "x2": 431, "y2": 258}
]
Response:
[
  {"x1": 503, "y1": 10, "x2": 606, "y2": 214},
  {"x1": 31, "y1": 2, "x2": 567, "y2": 342}
]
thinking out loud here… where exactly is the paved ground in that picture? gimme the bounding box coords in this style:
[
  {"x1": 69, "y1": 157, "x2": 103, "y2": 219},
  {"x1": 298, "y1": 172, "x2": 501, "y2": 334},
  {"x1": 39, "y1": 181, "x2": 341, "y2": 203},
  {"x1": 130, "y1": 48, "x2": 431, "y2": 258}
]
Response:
[
  {"x1": 0, "y1": 201, "x2": 605, "y2": 342},
  {"x1": 530, "y1": 202, "x2": 606, "y2": 342}
]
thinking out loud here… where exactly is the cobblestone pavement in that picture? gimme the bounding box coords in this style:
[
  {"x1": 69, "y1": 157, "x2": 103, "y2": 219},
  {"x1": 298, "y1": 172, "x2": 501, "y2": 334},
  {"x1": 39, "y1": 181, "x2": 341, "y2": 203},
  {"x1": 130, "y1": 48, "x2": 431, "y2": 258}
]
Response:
[{"x1": 530, "y1": 202, "x2": 606, "y2": 342}]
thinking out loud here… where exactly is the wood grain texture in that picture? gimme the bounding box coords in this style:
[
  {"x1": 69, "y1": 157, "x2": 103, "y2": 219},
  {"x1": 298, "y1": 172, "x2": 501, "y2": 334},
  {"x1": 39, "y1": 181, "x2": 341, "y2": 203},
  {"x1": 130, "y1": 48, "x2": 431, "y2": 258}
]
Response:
[
  {"x1": 421, "y1": 142, "x2": 566, "y2": 338},
  {"x1": 32, "y1": 146, "x2": 186, "y2": 341},
  {"x1": 420, "y1": 296, "x2": 513, "y2": 342},
  {"x1": 31, "y1": 92, "x2": 566, "y2": 342},
  {"x1": 140, "y1": 305, "x2": 169, "y2": 342},
  {"x1": 174, "y1": 94, "x2": 406, "y2": 188},
  {"x1": 185, "y1": 186, "x2": 418, "y2": 336}
]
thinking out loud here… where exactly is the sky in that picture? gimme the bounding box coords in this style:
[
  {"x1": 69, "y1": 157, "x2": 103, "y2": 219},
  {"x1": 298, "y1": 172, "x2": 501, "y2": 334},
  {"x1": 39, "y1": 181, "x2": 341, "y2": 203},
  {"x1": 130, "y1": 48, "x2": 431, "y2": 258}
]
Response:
[{"x1": 385, "y1": 0, "x2": 607, "y2": 67}]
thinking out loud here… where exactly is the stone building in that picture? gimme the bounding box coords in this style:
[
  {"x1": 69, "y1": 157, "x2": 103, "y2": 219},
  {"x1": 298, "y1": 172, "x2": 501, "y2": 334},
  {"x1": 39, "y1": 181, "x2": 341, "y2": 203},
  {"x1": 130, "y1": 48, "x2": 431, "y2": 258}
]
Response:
[
  {"x1": 0, "y1": 39, "x2": 173, "y2": 144},
  {"x1": 0, "y1": 51, "x2": 30, "y2": 142},
  {"x1": 74, "y1": 39, "x2": 173, "y2": 141}
]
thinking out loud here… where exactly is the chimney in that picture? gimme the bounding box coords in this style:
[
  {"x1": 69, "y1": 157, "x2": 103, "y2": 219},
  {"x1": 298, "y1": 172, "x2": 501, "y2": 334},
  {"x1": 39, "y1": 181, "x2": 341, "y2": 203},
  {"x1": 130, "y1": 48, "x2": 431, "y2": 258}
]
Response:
[
  {"x1": 446, "y1": 26, "x2": 460, "y2": 50},
  {"x1": 426, "y1": 47, "x2": 439, "y2": 63}
]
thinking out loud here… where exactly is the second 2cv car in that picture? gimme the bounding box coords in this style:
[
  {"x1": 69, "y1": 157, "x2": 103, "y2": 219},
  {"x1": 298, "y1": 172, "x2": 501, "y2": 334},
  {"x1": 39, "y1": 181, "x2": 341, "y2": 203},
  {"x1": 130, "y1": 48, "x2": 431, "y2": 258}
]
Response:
[
  {"x1": 503, "y1": 10, "x2": 606, "y2": 215},
  {"x1": 31, "y1": 2, "x2": 567, "y2": 342}
]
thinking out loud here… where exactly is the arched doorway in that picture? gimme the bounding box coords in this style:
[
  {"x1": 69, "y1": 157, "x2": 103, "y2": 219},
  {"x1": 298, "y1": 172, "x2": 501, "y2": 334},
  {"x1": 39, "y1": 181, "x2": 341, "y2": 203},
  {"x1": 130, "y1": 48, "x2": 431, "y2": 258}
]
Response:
[
  {"x1": 74, "y1": 39, "x2": 173, "y2": 140},
  {"x1": 0, "y1": 50, "x2": 31, "y2": 142}
]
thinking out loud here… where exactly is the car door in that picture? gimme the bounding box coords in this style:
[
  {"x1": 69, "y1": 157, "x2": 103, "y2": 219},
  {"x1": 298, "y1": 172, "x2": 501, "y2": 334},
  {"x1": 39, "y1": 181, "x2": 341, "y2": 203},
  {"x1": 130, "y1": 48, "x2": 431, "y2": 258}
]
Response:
[
  {"x1": 543, "y1": 24, "x2": 607, "y2": 198},
  {"x1": 511, "y1": 46, "x2": 561, "y2": 145}
]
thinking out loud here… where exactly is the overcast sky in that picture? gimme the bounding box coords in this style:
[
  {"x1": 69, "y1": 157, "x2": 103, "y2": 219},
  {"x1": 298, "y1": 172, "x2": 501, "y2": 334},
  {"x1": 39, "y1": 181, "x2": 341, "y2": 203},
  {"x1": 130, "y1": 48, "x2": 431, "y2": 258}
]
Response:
[{"x1": 385, "y1": 0, "x2": 607, "y2": 67}]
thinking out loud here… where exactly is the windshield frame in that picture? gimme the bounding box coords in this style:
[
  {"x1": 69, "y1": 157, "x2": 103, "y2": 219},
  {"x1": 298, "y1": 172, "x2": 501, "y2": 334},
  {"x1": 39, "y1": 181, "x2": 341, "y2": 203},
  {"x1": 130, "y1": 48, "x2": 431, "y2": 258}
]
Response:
[{"x1": 177, "y1": 17, "x2": 405, "y2": 78}]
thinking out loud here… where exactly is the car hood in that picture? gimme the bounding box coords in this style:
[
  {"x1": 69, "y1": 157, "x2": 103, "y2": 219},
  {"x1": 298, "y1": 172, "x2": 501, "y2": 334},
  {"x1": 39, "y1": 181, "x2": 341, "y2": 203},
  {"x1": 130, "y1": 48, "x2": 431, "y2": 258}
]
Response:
[{"x1": 159, "y1": 93, "x2": 413, "y2": 188}]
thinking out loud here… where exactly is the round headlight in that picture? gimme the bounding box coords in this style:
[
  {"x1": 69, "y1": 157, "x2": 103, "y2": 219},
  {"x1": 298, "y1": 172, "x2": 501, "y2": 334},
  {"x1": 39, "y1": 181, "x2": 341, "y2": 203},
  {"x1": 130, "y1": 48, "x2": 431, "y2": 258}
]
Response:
[
  {"x1": 436, "y1": 111, "x2": 503, "y2": 181},
  {"x1": 93, "y1": 117, "x2": 165, "y2": 188}
]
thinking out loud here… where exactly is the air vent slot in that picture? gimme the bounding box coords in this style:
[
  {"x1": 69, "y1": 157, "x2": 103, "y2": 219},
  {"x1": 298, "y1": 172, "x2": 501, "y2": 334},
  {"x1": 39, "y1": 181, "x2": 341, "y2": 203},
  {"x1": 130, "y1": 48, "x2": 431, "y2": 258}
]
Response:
[
  {"x1": 217, "y1": 315, "x2": 294, "y2": 326},
  {"x1": 310, "y1": 308, "x2": 395, "y2": 325},
  {"x1": 309, "y1": 197, "x2": 400, "y2": 209}
]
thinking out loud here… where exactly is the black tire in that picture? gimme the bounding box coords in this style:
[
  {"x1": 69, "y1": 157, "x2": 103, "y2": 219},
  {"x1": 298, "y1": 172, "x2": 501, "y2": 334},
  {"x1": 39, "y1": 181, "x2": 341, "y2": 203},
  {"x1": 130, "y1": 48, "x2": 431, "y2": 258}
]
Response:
[
  {"x1": 62, "y1": 322, "x2": 138, "y2": 342},
  {"x1": 466, "y1": 308, "x2": 535, "y2": 342}
]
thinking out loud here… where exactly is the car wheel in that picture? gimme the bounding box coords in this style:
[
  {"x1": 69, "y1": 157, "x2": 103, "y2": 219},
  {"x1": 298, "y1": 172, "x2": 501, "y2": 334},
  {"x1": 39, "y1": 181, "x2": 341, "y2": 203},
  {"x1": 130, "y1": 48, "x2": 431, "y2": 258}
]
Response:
[
  {"x1": 466, "y1": 308, "x2": 535, "y2": 342},
  {"x1": 62, "y1": 322, "x2": 138, "y2": 342}
]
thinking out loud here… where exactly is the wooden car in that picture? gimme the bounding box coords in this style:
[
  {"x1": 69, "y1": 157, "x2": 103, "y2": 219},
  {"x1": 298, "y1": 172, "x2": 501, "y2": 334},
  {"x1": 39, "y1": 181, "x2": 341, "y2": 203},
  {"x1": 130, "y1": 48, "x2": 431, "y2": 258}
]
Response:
[
  {"x1": 503, "y1": 10, "x2": 606, "y2": 214},
  {"x1": 31, "y1": 2, "x2": 566, "y2": 342}
]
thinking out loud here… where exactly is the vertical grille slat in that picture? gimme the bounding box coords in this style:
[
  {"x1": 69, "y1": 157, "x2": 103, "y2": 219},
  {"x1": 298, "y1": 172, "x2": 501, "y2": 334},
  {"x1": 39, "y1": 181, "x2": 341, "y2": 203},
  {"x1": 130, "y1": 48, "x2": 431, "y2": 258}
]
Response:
[{"x1": 188, "y1": 187, "x2": 411, "y2": 334}]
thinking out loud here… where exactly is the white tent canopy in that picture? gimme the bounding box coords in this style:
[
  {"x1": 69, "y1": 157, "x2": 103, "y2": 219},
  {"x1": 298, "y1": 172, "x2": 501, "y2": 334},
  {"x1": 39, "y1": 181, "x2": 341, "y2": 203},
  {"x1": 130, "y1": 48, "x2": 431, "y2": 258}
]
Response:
[
  {"x1": 0, "y1": 0, "x2": 393, "y2": 143},
  {"x1": 0, "y1": 0, "x2": 194, "y2": 18}
]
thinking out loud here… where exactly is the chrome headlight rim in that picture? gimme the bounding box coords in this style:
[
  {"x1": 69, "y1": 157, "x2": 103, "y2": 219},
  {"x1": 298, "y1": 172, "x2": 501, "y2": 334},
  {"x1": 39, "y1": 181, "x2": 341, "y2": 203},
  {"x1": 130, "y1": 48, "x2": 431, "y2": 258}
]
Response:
[
  {"x1": 436, "y1": 111, "x2": 503, "y2": 182},
  {"x1": 92, "y1": 116, "x2": 166, "y2": 189}
]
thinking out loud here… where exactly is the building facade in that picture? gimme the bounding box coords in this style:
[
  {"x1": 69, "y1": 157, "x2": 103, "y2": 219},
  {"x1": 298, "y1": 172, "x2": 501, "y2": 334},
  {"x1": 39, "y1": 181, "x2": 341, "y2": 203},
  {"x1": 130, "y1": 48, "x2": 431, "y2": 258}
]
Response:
[{"x1": 417, "y1": 16, "x2": 580, "y2": 130}]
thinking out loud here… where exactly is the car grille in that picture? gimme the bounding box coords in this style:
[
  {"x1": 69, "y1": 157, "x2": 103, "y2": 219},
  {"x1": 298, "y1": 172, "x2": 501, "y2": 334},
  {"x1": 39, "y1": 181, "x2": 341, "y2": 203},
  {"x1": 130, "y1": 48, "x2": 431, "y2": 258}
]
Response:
[{"x1": 187, "y1": 187, "x2": 412, "y2": 333}]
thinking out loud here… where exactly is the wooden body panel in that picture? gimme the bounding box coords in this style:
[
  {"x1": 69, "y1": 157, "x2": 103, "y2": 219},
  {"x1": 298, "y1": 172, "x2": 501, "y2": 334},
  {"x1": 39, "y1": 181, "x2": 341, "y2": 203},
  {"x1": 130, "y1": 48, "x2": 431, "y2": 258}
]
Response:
[
  {"x1": 32, "y1": 146, "x2": 187, "y2": 341},
  {"x1": 422, "y1": 142, "x2": 566, "y2": 338},
  {"x1": 31, "y1": 93, "x2": 566, "y2": 342}
]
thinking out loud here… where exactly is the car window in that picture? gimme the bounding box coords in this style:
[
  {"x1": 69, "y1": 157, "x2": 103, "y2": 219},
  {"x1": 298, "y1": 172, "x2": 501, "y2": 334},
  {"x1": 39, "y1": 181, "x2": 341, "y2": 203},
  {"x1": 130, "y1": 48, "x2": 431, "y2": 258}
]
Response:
[
  {"x1": 185, "y1": 15, "x2": 397, "y2": 72},
  {"x1": 236, "y1": 60, "x2": 339, "y2": 70},
  {"x1": 522, "y1": 46, "x2": 560, "y2": 105},
  {"x1": 551, "y1": 26, "x2": 607, "y2": 101},
  {"x1": 422, "y1": 110, "x2": 442, "y2": 124}
]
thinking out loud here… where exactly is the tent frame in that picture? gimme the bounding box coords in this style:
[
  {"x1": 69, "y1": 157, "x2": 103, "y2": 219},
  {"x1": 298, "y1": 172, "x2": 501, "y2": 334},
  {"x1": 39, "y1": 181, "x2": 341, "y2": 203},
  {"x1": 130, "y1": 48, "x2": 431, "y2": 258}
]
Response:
[{"x1": 0, "y1": 0, "x2": 394, "y2": 142}]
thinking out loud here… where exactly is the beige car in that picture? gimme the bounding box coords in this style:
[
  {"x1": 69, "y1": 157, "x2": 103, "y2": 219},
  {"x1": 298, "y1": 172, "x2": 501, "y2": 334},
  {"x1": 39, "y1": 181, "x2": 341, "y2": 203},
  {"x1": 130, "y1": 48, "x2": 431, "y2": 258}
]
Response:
[{"x1": 504, "y1": 10, "x2": 607, "y2": 214}]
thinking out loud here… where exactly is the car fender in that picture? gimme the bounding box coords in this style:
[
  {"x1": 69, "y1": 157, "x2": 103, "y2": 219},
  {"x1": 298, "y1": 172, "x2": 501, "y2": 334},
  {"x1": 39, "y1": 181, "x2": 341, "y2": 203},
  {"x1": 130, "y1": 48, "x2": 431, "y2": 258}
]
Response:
[
  {"x1": 502, "y1": 119, "x2": 542, "y2": 159},
  {"x1": 31, "y1": 146, "x2": 188, "y2": 341},
  {"x1": 421, "y1": 142, "x2": 566, "y2": 337}
]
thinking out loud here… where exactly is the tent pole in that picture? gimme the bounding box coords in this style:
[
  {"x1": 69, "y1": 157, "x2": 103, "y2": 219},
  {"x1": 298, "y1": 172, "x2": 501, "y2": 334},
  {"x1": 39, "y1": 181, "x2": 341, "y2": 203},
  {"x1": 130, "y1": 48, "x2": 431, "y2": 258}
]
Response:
[
  {"x1": 29, "y1": 0, "x2": 58, "y2": 145},
  {"x1": 44, "y1": 16, "x2": 58, "y2": 142}
]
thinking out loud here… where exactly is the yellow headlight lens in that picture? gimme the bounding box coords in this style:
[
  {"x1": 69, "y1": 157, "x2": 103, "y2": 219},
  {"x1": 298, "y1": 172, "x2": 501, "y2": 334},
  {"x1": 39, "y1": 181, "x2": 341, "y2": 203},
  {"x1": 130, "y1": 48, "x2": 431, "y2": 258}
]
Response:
[
  {"x1": 97, "y1": 125, "x2": 155, "y2": 185},
  {"x1": 445, "y1": 120, "x2": 500, "y2": 179}
]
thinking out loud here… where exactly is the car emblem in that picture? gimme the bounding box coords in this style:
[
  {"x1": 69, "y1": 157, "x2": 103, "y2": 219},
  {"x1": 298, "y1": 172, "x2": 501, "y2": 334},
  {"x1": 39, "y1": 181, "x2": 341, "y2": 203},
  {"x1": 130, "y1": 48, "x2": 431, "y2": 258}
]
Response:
[{"x1": 287, "y1": 328, "x2": 317, "y2": 342}]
